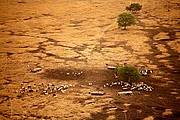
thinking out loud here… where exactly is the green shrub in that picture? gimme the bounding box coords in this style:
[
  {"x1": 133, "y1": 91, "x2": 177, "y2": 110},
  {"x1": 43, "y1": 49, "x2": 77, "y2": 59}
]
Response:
[
  {"x1": 126, "y1": 3, "x2": 142, "y2": 13},
  {"x1": 117, "y1": 12, "x2": 136, "y2": 29},
  {"x1": 115, "y1": 64, "x2": 141, "y2": 83}
]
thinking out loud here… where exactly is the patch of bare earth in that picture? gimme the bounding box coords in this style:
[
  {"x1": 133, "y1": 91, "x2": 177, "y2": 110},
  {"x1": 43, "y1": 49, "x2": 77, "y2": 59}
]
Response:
[{"x1": 0, "y1": 0, "x2": 179, "y2": 119}]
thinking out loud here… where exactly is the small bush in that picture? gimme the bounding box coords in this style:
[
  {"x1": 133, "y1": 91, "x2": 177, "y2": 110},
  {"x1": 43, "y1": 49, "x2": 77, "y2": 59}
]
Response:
[
  {"x1": 115, "y1": 64, "x2": 141, "y2": 83},
  {"x1": 126, "y1": 3, "x2": 142, "y2": 13}
]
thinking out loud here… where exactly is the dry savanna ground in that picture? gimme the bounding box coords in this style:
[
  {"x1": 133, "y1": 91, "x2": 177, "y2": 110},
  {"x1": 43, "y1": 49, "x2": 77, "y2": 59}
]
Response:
[{"x1": 0, "y1": 0, "x2": 180, "y2": 120}]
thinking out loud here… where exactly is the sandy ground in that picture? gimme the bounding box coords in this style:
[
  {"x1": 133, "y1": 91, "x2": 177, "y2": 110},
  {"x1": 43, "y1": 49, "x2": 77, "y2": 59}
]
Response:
[{"x1": 0, "y1": 0, "x2": 180, "y2": 119}]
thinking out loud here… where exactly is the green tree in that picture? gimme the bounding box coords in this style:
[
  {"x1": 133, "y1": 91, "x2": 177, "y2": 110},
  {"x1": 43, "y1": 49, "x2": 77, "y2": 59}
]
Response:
[
  {"x1": 115, "y1": 64, "x2": 141, "y2": 83},
  {"x1": 117, "y1": 12, "x2": 136, "y2": 30},
  {"x1": 126, "y1": 3, "x2": 142, "y2": 13}
]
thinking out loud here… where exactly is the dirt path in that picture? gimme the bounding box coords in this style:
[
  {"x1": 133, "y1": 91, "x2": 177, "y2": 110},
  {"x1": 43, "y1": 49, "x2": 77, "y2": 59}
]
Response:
[{"x1": 0, "y1": 0, "x2": 180, "y2": 120}]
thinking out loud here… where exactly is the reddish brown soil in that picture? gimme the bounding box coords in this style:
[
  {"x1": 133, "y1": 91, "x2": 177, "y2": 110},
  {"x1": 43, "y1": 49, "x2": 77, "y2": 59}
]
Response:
[{"x1": 0, "y1": 0, "x2": 180, "y2": 120}]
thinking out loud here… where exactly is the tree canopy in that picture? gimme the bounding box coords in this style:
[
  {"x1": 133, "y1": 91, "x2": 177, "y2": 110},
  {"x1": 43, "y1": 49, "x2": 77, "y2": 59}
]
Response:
[
  {"x1": 115, "y1": 64, "x2": 141, "y2": 83},
  {"x1": 117, "y1": 12, "x2": 136, "y2": 29},
  {"x1": 126, "y1": 3, "x2": 142, "y2": 13}
]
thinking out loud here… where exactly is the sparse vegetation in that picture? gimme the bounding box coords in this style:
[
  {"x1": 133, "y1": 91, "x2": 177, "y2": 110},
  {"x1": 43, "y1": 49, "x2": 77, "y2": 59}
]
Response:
[
  {"x1": 117, "y1": 12, "x2": 136, "y2": 29},
  {"x1": 115, "y1": 64, "x2": 141, "y2": 83},
  {"x1": 126, "y1": 3, "x2": 142, "y2": 13}
]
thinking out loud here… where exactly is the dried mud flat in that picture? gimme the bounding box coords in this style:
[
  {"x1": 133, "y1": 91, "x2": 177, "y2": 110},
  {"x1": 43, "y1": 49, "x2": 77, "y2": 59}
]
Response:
[{"x1": 0, "y1": 0, "x2": 180, "y2": 120}]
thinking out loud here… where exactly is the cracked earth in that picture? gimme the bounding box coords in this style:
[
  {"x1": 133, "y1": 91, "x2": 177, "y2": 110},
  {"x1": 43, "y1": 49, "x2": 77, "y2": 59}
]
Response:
[{"x1": 0, "y1": 0, "x2": 180, "y2": 119}]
